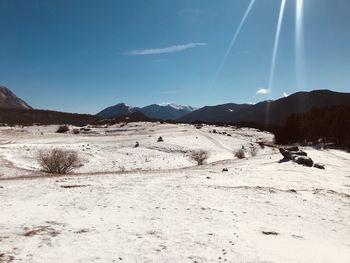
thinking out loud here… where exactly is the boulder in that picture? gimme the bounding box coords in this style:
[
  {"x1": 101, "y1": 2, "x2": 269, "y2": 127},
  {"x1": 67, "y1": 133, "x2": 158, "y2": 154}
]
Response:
[
  {"x1": 293, "y1": 156, "x2": 314, "y2": 167},
  {"x1": 285, "y1": 146, "x2": 299, "y2": 152},
  {"x1": 291, "y1": 150, "x2": 307, "y2": 156},
  {"x1": 279, "y1": 148, "x2": 292, "y2": 159}
]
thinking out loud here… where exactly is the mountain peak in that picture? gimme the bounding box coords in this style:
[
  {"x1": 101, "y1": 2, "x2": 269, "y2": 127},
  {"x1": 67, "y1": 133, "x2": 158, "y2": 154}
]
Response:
[
  {"x1": 0, "y1": 86, "x2": 31, "y2": 109},
  {"x1": 158, "y1": 102, "x2": 196, "y2": 111}
]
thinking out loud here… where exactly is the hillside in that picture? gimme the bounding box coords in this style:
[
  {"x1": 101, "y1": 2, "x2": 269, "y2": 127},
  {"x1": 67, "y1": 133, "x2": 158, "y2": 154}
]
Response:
[
  {"x1": 0, "y1": 108, "x2": 101, "y2": 126},
  {"x1": 0, "y1": 86, "x2": 31, "y2": 109},
  {"x1": 179, "y1": 90, "x2": 350, "y2": 125}
]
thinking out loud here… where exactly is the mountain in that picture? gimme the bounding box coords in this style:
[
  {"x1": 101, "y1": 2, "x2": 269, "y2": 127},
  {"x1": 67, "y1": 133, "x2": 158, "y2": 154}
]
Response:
[
  {"x1": 141, "y1": 103, "x2": 195, "y2": 120},
  {"x1": 177, "y1": 103, "x2": 251, "y2": 123},
  {"x1": 97, "y1": 102, "x2": 196, "y2": 120},
  {"x1": 0, "y1": 86, "x2": 31, "y2": 109},
  {"x1": 96, "y1": 103, "x2": 139, "y2": 118},
  {"x1": 102, "y1": 111, "x2": 155, "y2": 124},
  {"x1": 179, "y1": 90, "x2": 350, "y2": 126}
]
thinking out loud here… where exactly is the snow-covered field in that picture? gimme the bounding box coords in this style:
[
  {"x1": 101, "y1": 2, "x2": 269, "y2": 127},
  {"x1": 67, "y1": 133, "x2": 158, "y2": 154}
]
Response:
[{"x1": 0, "y1": 122, "x2": 349, "y2": 262}]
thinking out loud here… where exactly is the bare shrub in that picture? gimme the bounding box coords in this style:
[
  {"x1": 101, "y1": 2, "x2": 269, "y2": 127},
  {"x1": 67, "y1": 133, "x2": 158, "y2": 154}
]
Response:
[
  {"x1": 249, "y1": 146, "x2": 258, "y2": 157},
  {"x1": 38, "y1": 148, "x2": 81, "y2": 174},
  {"x1": 190, "y1": 149, "x2": 209, "y2": 165},
  {"x1": 56, "y1": 125, "x2": 69, "y2": 133},
  {"x1": 258, "y1": 142, "x2": 265, "y2": 149},
  {"x1": 234, "y1": 148, "x2": 245, "y2": 159}
]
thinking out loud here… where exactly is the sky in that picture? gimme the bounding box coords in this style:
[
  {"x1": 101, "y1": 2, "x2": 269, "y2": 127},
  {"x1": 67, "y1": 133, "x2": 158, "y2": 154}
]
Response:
[{"x1": 0, "y1": 0, "x2": 349, "y2": 114}]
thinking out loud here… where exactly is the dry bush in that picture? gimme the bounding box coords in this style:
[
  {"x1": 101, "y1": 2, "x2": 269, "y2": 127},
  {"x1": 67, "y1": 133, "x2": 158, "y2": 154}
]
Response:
[
  {"x1": 234, "y1": 148, "x2": 245, "y2": 159},
  {"x1": 190, "y1": 149, "x2": 209, "y2": 165},
  {"x1": 258, "y1": 142, "x2": 265, "y2": 149},
  {"x1": 56, "y1": 125, "x2": 69, "y2": 133},
  {"x1": 249, "y1": 146, "x2": 259, "y2": 157},
  {"x1": 38, "y1": 148, "x2": 81, "y2": 174}
]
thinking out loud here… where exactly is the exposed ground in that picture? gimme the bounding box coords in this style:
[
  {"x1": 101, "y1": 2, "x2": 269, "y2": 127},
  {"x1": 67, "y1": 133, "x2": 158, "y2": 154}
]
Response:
[{"x1": 0, "y1": 123, "x2": 349, "y2": 262}]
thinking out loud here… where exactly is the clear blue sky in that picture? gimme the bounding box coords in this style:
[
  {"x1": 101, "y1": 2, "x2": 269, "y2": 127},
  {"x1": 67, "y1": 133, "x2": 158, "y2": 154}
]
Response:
[{"x1": 0, "y1": 0, "x2": 349, "y2": 114}]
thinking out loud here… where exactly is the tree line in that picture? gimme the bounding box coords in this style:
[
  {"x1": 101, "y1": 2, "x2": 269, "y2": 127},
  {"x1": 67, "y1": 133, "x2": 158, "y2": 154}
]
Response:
[{"x1": 274, "y1": 105, "x2": 350, "y2": 150}]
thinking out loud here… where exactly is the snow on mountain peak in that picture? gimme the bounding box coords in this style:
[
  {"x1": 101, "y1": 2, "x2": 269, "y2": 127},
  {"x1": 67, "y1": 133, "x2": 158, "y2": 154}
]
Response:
[{"x1": 158, "y1": 102, "x2": 195, "y2": 111}]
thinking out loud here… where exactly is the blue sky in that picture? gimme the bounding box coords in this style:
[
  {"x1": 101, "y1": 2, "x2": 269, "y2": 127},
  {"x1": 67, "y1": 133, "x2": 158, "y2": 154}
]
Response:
[{"x1": 0, "y1": 0, "x2": 349, "y2": 114}]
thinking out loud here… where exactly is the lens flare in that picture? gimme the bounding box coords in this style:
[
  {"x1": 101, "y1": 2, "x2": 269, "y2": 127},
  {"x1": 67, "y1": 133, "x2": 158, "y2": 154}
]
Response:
[
  {"x1": 265, "y1": 0, "x2": 287, "y2": 127},
  {"x1": 296, "y1": 0, "x2": 305, "y2": 89},
  {"x1": 211, "y1": 0, "x2": 256, "y2": 88},
  {"x1": 268, "y1": 0, "x2": 287, "y2": 91}
]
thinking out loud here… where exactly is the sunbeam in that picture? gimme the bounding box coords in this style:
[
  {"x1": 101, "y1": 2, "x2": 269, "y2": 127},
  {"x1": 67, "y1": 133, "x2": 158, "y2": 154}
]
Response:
[
  {"x1": 268, "y1": 0, "x2": 287, "y2": 91},
  {"x1": 210, "y1": 0, "x2": 256, "y2": 88},
  {"x1": 265, "y1": 0, "x2": 287, "y2": 127},
  {"x1": 296, "y1": 0, "x2": 305, "y2": 89}
]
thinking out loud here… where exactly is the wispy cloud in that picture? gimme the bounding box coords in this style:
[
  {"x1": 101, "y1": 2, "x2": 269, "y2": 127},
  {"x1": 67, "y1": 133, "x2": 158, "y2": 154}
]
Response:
[
  {"x1": 256, "y1": 88, "x2": 271, "y2": 95},
  {"x1": 283, "y1": 92, "x2": 289, "y2": 97},
  {"x1": 127, "y1": 42, "x2": 207, "y2": 55}
]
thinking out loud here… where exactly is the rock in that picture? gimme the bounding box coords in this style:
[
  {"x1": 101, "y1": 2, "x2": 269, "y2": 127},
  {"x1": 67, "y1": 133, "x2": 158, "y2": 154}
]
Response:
[
  {"x1": 293, "y1": 156, "x2": 314, "y2": 167},
  {"x1": 291, "y1": 150, "x2": 307, "y2": 156},
  {"x1": 280, "y1": 147, "x2": 307, "y2": 161},
  {"x1": 285, "y1": 146, "x2": 299, "y2": 152},
  {"x1": 222, "y1": 168, "x2": 228, "y2": 172},
  {"x1": 279, "y1": 148, "x2": 292, "y2": 159},
  {"x1": 314, "y1": 163, "x2": 325, "y2": 169}
]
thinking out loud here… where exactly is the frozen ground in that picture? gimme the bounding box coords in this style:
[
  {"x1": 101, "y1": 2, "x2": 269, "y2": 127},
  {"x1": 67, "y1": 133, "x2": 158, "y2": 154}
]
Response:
[{"x1": 0, "y1": 122, "x2": 349, "y2": 262}]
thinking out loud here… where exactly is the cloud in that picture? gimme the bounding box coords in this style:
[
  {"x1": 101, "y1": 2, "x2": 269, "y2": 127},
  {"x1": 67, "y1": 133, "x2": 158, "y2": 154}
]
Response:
[
  {"x1": 127, "y1": 43, "x2": 207, "y2": 55},
  {"x1": 256, "y1": 88, "x2": 271, "y2": 95},
  {"x1": 283, "y1": 92, "x2": 289, "y2": 97}
]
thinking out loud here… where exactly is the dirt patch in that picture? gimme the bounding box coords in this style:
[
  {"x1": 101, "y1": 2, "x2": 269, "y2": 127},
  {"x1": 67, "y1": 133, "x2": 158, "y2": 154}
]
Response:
[
  {"x1": 261, "y1": 231, "x2": 279, "y2": 236},
  {"x1": 23, "y1": 226, "x2": 60, "y2": 238},
  {"x1": 60, "y1": 184, "x2": 91, "y2": 189}
]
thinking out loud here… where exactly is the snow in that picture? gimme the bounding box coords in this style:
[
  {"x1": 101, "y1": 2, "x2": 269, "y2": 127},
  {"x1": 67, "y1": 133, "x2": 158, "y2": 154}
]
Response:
[
  {"x1": 0, "y1": 122, "x2": 349, "y2": 262},
  {"x1": 158, "y1": 103, "x2": 196, "y2": 111}
]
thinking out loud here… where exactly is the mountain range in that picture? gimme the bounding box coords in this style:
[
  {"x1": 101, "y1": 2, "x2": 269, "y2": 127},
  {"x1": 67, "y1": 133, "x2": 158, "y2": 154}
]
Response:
[
  {"x1": 98, "y1": 90, "x2": 350, "y2": 125},
  {"x1": 96, "y1": 103, "x2": 196, "y2": 120},
  {"x1": 1, "y1": 85, "x2": 350, "y2": 127},
  {"x1": 179, "y1": 90, "x2": 350, "y2": 125}
]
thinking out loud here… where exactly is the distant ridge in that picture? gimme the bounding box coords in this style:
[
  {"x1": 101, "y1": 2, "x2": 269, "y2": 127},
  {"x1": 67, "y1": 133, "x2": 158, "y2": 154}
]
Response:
[
  {"x1": 0, "y1": 108, "x2": 101, "y2": 126},
  {"x1": 0, "y1": 86, "x2": 31, "y2": 109},
  {"x1": 96, "y1": 103, "x2": 139, "y2": 119},
  {"x1": 179, "y1": 90, "x2": 350, "y2": 126},
  {"x1": 97, "y1": 102, "x2": 195, "y2": 120}
]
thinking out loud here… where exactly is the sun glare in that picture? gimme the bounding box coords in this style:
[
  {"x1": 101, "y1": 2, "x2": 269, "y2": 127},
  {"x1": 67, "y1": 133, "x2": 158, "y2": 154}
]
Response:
[
  {"x1": 211, "y1": 0, "x2": 256, "y2": 89},
  {"x1": 296, "y1": 0, "x2": 305, "y2": 89}
]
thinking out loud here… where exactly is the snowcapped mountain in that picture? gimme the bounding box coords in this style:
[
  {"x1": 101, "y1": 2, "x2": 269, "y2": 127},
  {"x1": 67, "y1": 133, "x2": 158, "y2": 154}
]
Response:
[
  {"x1": 97, "y1": 102, "x2": 197, "y2": 120},
  {"x1": 158, "y1": 103, "x2": 197, "y2": 112},
  {"x1": 0, "y1": 86, "x2": 31, "y2": 109},
  {"x1": 140, "y1": 103, "x2": 195, "y2": 120}
]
